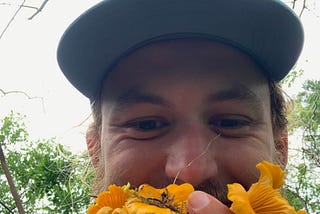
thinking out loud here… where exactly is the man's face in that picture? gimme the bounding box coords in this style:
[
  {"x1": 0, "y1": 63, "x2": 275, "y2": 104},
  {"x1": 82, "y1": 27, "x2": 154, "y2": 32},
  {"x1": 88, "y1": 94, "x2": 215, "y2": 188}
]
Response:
[{"x1": 97, "y1": 39, "x2": 277, "y2": 204}]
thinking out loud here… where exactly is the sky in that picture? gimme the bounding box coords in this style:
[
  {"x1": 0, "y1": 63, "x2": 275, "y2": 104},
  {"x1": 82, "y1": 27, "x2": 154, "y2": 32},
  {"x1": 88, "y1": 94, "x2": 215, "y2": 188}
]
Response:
[{"x1": 0, "y1": 0, "x2": 319, "y2": 153}]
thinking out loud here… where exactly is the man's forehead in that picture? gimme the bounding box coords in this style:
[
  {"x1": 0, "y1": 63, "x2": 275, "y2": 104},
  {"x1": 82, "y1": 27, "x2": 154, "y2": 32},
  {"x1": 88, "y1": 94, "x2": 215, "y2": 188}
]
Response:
[
  {"x1": 101, "y1": 83, "x2": 268, "y2": 121},
  {"x1": 99, "y1": 39, "x2": 269, "y2": 104},
  {"x1": 107, "y1": 39, "x2": 264, "y2": 81}
]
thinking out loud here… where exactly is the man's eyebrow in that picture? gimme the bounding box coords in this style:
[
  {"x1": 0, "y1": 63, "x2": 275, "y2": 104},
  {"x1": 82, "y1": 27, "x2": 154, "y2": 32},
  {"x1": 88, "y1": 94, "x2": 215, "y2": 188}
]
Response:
[
  {"x1": 112, "y1": 88, "x2": 170, "y2": 111},
  {"x1": 206, "y1": 84, "x2": 263, "y2": 105}
]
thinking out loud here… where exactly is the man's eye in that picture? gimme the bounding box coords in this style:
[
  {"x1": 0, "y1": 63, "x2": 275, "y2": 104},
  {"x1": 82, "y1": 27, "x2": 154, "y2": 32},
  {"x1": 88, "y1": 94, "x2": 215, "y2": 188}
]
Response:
[
  {"x1": 209, "y1": 118, "x2": 249, "y2": 129},
  {"x1": 128, "y1": 119, "x2": 168, "y2": 131}
]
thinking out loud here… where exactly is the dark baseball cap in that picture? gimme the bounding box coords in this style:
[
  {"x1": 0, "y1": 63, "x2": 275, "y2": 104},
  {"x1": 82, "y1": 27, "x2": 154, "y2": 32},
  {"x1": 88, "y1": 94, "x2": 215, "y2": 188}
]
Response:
[{"x1": 57, "y1": 0, "x2": 304, "y2": 100}]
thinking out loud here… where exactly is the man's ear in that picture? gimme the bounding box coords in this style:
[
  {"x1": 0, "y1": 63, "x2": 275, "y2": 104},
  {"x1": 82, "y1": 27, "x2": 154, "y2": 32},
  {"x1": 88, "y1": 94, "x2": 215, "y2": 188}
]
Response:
[
  {"x1": 275, "y1": 128, "x2": 288, "y2": 167},
  {"x1": 86, "y1": 127, "x2": 100, "y2": 168}
]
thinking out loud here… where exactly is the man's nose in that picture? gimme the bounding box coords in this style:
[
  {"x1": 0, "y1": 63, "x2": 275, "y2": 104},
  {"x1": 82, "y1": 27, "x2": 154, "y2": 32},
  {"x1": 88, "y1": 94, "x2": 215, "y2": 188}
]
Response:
[{"x1": 164, "y1": 123, "x2": 219, "y2": 186}]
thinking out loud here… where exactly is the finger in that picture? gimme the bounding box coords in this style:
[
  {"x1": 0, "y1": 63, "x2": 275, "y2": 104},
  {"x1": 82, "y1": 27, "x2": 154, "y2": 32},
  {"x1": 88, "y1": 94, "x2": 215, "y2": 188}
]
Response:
[{"x1": 187, "y1": 191, "x2": 233, "y2": 214}]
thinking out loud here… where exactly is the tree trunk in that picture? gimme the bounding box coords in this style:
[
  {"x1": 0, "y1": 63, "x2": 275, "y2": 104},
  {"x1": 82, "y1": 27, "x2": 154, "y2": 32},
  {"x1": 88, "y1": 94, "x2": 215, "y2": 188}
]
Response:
[{"x1": 0, "y1": 144, "x2": 25, "y2": 214}]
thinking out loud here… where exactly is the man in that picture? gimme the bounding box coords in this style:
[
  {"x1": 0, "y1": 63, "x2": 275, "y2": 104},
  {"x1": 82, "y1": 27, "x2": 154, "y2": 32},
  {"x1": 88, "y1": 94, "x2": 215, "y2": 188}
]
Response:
[{"x1": 57, "y1": 0, "x2": 304, "y2": 213}]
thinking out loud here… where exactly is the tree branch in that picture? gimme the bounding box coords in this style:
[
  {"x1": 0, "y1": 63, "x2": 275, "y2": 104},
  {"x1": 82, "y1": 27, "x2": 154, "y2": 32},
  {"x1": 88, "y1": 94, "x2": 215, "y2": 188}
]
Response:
[
  {"x1": 292, "y1": 0, "x2": 298, "y2": 9},
  {"x1": 28, "y1": 0, "x2": 50, "y2": 20},
  {"x1": 299, "y1": 0, "x2": 308, "y2": 17},
  {"x1": 0, "y1": 144, "x2": 25, "y2": 214},
  {"x1": 0, "y1": 0, "x2": 50, "y2": 40},
  {"x1": 1, "y1": 89, "x2": 40, "y2": 100},
  {"x1": 0, "y1": 2, "x2": 38, "y2": 10},
  {"x1": 0, "y1": 89, "x2": 46, "y2": 113},
  {"x1": 0, "y1": 199, "x2": 14, "y2": 214},
  {"x1": 0, "y1": 0, "x2": 26, "y2": 40}
]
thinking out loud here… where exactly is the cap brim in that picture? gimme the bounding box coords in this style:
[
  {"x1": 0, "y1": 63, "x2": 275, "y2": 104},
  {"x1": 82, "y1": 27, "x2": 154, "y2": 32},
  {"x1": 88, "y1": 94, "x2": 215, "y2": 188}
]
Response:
[{"x1": 57, "y1": 0, "x2": 304, "y2": 99}]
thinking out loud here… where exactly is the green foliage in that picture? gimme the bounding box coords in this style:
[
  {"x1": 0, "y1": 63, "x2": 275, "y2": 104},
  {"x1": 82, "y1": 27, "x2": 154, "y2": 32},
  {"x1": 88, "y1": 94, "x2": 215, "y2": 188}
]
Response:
[
  {"x1": 0, "y1": 112, "x2": 94, "y2": 213},
  {"x1": 281, "y1": 68, "x2": 304, "y2": 88},
  {"x1": 285, "y1": 79, "x2": 320, "y2": 214},
  {"x1": 288, "y1": 80, "x2": 320, "y2": 166},
  {"x1": 0, "y1": 111, "x2": 28, "y2": 146},
  {"x1": 284, "y1": 163, "x2": 320, "y2": 213},
  {"x1": 283, "y1": 188, "x2": 305, "y2": 211}
]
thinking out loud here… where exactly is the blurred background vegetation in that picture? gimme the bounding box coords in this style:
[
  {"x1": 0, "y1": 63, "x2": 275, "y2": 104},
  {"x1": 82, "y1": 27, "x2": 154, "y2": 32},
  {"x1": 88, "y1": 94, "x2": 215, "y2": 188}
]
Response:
[{"x1": 1, "y1": 0, "x2": 319, "y2": 213}]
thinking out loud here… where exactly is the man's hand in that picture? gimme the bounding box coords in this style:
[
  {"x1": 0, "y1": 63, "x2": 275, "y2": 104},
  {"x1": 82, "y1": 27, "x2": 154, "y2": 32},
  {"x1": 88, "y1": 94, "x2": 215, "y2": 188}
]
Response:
[{"x1": 187, "y1": 191, "x2": 233, "y2": 214}]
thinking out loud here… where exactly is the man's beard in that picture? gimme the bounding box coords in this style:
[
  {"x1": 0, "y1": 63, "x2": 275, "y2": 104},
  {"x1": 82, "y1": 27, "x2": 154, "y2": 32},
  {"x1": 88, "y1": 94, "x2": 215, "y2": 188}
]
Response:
[
  {"x1": 195, "y1": 179, "x2": 232, "y2": 207},
  {"x1": 104, "y1": 172, "x2": 233, "y2": 207},
  {"x1": 102, "y1": 165, "x2": 233, "y2": 207}
]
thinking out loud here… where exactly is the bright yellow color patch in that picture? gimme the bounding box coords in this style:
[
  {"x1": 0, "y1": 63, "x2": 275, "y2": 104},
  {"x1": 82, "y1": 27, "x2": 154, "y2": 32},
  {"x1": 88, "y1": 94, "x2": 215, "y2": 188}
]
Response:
[
  {"x1": 227, "y1": 161, "x2": 306, "y2": 214},
  {"x1": 87, "y1": 185, "x2": 129, "y2": 214},
  {"x1": 133, "y1": 183, "x2": 194, "y2": 214},
  {"x1": 87, "y1": 183, "x2": 194, "y2": 214},
  {"x1": 88, "y1": 161, "x2": 306, "y2": 214}
]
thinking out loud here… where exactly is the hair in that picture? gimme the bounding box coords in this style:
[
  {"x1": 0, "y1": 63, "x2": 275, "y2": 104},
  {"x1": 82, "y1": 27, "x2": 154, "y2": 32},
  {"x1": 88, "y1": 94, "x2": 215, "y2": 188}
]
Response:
[
  {"x1": 268, "y1": 80, "x2": 291, "y2": 167},
  {"x1": 86, "y1": 78, "x2": 290, "y2": 194}
]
